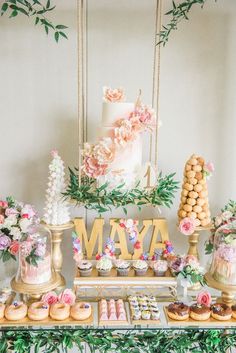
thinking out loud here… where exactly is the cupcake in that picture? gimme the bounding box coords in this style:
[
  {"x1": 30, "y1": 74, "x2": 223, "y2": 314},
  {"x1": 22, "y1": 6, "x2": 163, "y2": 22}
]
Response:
[
  {"x1": 78, "y1": 260, "x2": 93, "y2": 277},
  {"x1": 115, "y1": 259, "x2": 130, "y2": 276},
  {"x1": 133, "y1": 260, "x2": 148, "y2": 276},
  {"x1": 96, "y1": 257, "x2": 113, "y2": 276},
  {"x1": 153, "y1": 260, "x2": 168, "y2": 277}
]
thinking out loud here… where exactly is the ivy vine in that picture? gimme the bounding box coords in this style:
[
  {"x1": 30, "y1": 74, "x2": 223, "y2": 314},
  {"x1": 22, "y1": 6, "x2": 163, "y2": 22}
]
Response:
[
  {"x1": 0, "y1": 328, "x2": 236, "y2": 353},
  {"x1": 64, "y1": 168, "x2": 179, "y2": 215},
  {"x1": 1, "y1": 0, "x2": 68, "y2": 42},
  {"x1": 158, "y1": 0, "x2": 214, "y2": 46}
]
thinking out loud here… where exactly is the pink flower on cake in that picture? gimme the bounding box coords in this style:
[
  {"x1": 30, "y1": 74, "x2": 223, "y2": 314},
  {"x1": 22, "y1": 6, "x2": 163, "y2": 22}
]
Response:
[
  {"x1": 129, "y1": 115, "x2": 143, "y2": 133},
  {"x1": 179, "y1": 217, "x2": 196, "y2": 235},
  {"x1": 82, "y1": 156, "x2": 108, "y2": 178},
  {"x1": 131, "y1": 105, "x2": 156, "y2": 126},
  {"x1": 58, "y1": 289, "x2": 76, "y2": 305},
  {"x1": 114, "y1": 120, "x2": 135, "y2": 146},
  {"x1": 42, "y1": 291, "x2": 58, "y2": 305},
  {"x1": 93, "y1": 138, "x2": 115, "y2": 165},
  {"x1": 103, "y1": 87, "x2": 125, "y2": 103},
  {"x1": 197, "y1": 290, "x2": 212, "y2": 307},
  {"x1": 9, "y1": 241, "x2": 19, "y2": 255}
]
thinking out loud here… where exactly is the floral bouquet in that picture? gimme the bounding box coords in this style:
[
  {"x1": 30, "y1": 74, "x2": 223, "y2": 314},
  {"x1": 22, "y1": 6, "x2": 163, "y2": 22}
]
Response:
[
  {"x1": 205, "y1": 200, "x2": 236, "y2": 254},
  {"x1": 169, "y1": 254, "x2": 205, "y2": 286},
  {"x1": 0, "y1": 196, "x2": 38, "y2": 262}
]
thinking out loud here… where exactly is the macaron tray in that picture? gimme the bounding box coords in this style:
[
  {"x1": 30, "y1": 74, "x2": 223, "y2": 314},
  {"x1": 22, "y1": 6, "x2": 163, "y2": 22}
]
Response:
[{"x1": 128, "y1": 295, "x2": 161, "y2": 325}]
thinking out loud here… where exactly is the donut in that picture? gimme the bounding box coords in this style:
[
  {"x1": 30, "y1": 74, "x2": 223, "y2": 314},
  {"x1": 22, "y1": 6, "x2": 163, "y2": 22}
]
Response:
[
  {"x1": 0, "y1": 303, "x2": 5, "y2": 319},
  {"x1": 28, "y1": 301, "x2": 49, "y2": 321},
  {"x1": 5, "y1": 301, "x2": 27, "y2": 321},
  {"x1": 167, "y1": 302, "x2": 189, "y2": 321},
  {"x1": 211, "y1": 303, "x2": 232, "y2": 321},
  {"x1": 70, "y1": 302, "x2": 91, "y2": 321},
  {"x1": 50, "y1": 303, "x2": 70, "y2": 321},
  {"x1": 190, "y1": 304, "x2": 211, "y2": 321}
]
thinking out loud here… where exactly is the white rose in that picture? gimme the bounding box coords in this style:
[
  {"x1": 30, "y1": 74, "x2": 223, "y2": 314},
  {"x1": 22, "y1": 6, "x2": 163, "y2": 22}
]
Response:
[
  {"x1": 222, "y1": 211, "x2": 233, "y2": 221},
  {"x1": 19, "y1": 218, "x2": 31, "y2": 233},
  {"x1": 10, "y1": 227, "x2": 22, "y2": 240},
  {"x1": 3, "y1": 215, "x2": 17, "y2": 229}
]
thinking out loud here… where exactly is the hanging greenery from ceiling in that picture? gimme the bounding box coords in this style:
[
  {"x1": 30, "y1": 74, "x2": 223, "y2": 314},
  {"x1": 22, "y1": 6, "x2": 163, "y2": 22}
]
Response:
[
  {"x1": 0, "y1": 0, "x2": 68, "y2": 42},
  {"x1": 0, "y1": 328, "x2": 236, "y2": 353}
]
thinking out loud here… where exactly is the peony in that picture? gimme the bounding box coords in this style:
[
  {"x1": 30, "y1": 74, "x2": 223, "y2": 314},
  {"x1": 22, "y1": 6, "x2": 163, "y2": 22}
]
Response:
[
  {"x1": 9, "y1": 241, "x2": 20, "y2": 255},
  {"x1": 197, "y1": 290, "x2": 212, "y2": 307},
  {"x1": 10, "y1": 227, "x2": 21, "y2": 240},
  {"x1": 82, "y1": 156, "x2": 108, "y2": 178},
  {"x1": 3, "y1": 215, "x2": 17, "y2": 229},
  {"x1": 42, "y1": 291, "x2": 58, "y2": 305},
  {"x1": 93, "y1": 138, "x2": 115, "y2": 165},
  {"x1": 58, "y1": 289, "x2": 76, "y2": 305},
  {"x1": 170, "y1": 256, "x2": 185, "y2": 273},
  {"x1": 179, "y1": 217, "x2": 196, "y2": 235},
  {"x1": 21, "y1": 204, "x2": 36, "y2": 219},
  {"x1": 5, "y1": 208, "x2": 19, "y2": 217},
  {"x1": 19, "y1": 217, "x2": 32, "y2": 233},
  {"x1": 0, "y1": 234, "x2": 11, "y2": 250},
  {"x1": 132, "y1": 105, "x2": 156, "y2": 126},
  {"x1": 129, "y1": 115, "x2": 143, "y2": 133},
  {"x1": 103, "y1": 86, "x2": 125, "y2": 103},
  {"x1": 114, "y1": 119, "x2": 135, "y2": 146}
]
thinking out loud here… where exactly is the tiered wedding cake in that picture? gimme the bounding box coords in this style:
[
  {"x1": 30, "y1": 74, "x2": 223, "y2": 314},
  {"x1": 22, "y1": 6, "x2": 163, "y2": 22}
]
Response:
[{"x1": 82, "y1": 87, "x2": 155, "y2": 189}]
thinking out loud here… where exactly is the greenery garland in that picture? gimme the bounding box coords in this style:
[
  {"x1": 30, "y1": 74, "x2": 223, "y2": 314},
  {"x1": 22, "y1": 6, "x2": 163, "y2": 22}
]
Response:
[
  {"x1": 64, "y1": 168, "x2": 179, "y2": 215},
  {"x1": 1, "y1": 328, "x2": 236, "y2": 353},
  {"x1": 158, "y1": 0, "x2": 210, "y2": 46},
  {"x1": 1, "y1": 0, "x2": 68, "y2": 42}
]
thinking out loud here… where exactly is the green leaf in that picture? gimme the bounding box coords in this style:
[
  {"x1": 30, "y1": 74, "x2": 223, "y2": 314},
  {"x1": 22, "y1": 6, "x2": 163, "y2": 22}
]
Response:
[
  {"x1": 44, "y1": 25, "x2": 48, "y2": 35},
  {"x1": 35, "y1": 16, "x2": 39, "y2": 25},
  {"x1": 1, "y1": 2, "x2": 8, "y2": 15},
  {"x1": 55, "y1": 24, "x2": 68, "y2": 29},
  {"x1": 54, "y1": 31, "x2": 59, "y2": 42},
  {"x1": 46, "y1": 0, "x2": 50, "y2": 9},
  {"x1": 59, "y1": 31, "x2": 68, "y2": 39},
  {"x1": 9, "y1": 9, "x2": 18, "y2": 17}
]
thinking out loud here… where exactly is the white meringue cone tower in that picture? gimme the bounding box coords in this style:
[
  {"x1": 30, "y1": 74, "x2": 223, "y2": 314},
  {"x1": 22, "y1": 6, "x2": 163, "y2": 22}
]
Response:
[
  {"x1": 178, "y1": 154, "x2": 211, "y2": 227},
  {"x1": 43, "y1": 150, "x2": 70, "y2": 225}
]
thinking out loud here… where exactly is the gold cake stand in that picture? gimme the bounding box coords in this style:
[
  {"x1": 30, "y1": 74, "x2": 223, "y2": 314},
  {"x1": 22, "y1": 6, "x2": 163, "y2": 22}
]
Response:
[
  {"x1": 205, "y1": 272, "x2": 236, "y2": 306},
  {"x1": 11, "y1": 272, "x2": 61, "y2": 301},
  {"x1": 187, "y1": 225, "x2": 212, "y2": 260}
]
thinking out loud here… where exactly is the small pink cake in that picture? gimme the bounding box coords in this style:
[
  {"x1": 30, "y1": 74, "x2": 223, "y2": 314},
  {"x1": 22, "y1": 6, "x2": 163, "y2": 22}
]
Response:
[{"x1": 99, "y1": 299, "x2": 127, "y2": 322}]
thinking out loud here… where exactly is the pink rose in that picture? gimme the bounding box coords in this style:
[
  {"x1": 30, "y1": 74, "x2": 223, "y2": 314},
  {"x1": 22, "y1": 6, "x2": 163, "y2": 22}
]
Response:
[
  {"x1": 0, "y1": 201, "x2": 8, "y2": 209},
  {"x1": 132, "y1": 105, "x2": 156, "y2": 126},
  {"x1": 42, "y1": 291, "x2": 58, "y2": 305},
  {"x1": 93, "y1": 138, "x2": 115, "y2": 165},
  {"x1": 0, "y1": 215, "x2": 4, "y2": 224},
  {"x1": 179, "y1": 217, "x2": 196, "y2": 235},
  {"x1": 113, "y1": 119, "x2": 135, "y2": 146},
  {"x1": 9, "y1": 241, "x2": 20, "y2": 256},
  {"x1": 197, "y1": 290, "x2": 212, "y2": 307},
  {"x1": 82, "y1": 156, "x2": 108, "y2": 178},
  {"x1": 58, "y1": 289, "x2": 76, "y2": 305},
  {"x1": 103, "y1": 87, "x2": 125, "y2": 103},
  {"x1": 5, "y1": 208, "x2": 18, "y2": 217}
]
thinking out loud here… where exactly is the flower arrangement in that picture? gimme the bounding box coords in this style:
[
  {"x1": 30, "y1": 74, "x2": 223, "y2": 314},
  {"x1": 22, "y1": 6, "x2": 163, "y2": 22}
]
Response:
[
  {"x1": 82, "y1": 89, "x2": 155, "y2": 179},
  {"x1": 169, "y1": 254, "x2": 205, "y2": 286},
  {"x1": 21, "y1": 237, "x2": 46, "y2": 267},
  {"x1": 151, "y1": 241, "x2": 175, "y2": 260},
  {"x1": 42, "y1": 289, "x2": 76, "y2": 306},
  {"x1": 0, "y1": 196, "x2": 38, "y2": 262},
  {"x1": 72, "y1": 231, "x2": 83, "y2": 263},
  {"x1": 119, "y1": 218, "x2": 141, "y2": 249},
  {"x1": 96, "y1": 238, "x2": 115, "y2": 260},
  {"x1": 205, "y1": 200, "x2": 236, "y2": 254}
]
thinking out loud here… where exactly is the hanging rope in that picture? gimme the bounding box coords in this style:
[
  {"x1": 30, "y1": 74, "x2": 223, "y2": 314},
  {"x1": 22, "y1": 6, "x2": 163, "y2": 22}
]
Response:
[
  {"x1": 151, "y1": 0, "x2": 163, "y2": 171},
  {"x1": 77, "y1": 0, "x2": 87, "y2": 185}
]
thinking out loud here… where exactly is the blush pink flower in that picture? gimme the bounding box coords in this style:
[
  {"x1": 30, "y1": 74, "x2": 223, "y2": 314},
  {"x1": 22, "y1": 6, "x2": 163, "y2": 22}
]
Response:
[
  {"x1": 113, "y1": 120, "x2": 136, "y2": 146},
  {"x1": 0, "y1": 201, "x2": 8, "y2": 209},
  {"x1": 93, "y1": 138, "x2": 115, "y2": 165},
  {"x1": 5, "y1": 208, "x2": 19, "y2": 217},
  {"x1": 205, "y1": 162, "x2": 214, "y2": 173},
  {"x1": 82, "y1": 156, "x2": 108, "y2": 178},
  {"x1": 42, "y1": 291, "x2": 58, "y2": 305},
  {"x1": 197, "y1": 290, "x2": 212, "y2": 307},
  {"x1": 103, "y1": 87, "x2": 125, "y2": 103},
  {"x1": 9, "y1": 241, "x2": 20, "y2": 255},
  {"x1": 132, "y1": 105, "x2": 156, "y2": 126},
  {"x1": 58, "y1": 289, "x2": 76, "y2": 305},
  {"x1": 179, "y1": 217, "x2": 196, "y2": 235}
]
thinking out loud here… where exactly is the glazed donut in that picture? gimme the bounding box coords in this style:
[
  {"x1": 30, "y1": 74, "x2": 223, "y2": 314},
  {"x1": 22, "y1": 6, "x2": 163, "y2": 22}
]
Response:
[
  {"x1": 190, "y1": 304, "x2": 211, "y2": 321},
  {"x1": 211, "y1": 303, "x2": 232, "y2": 321},
  {"x1": 70, "y1": 302, "x2": 91, "y2": 321},
  {"x1": 167, "y1": 302, "x2": 189, "y2": 321},
  {"x1": 50, "y1": 303, "x2": 70, "y2": 321},
  {"x1": 5, "y1": 301, "x2": 27, "y2": 321},
  {"x1": 28, "y1": 301, "x2": 49, "y2": 321},
  {"x1": 0, "y1": 303, "x2": 5, "y2": 319}
]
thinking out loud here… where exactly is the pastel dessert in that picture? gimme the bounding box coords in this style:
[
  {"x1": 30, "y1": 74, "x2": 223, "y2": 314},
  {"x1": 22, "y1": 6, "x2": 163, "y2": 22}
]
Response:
[
  {"x1": 128, "y1": 295, "x2": 160, "y2": 322},
  {"x1": 189, "y1": 304, "x2": 211, "y2": 321},
  {"x1": 211, "y1": 303, "x2": 232, "y2": 321},
  {"x1": 50, "y1": 303, "x2": 70, "y2": 321},
  {"x1": 115, "y1": 259, "x2": 130, "y2": 276},
  {"x1": 167, "y1": 302, "x2": 189, "y2": 321},
  {"x1": 99, "y1": 299, "x2": 127, "y2": 322},
  {"x1": 152, "y1": 260, "x2": 168, "y2": 276},
  {"x1": 70, "y1": 302, "x2": 92, "y2": 321},
  {"x1": 133, "y1": 260, "x2": 148, "y2": 276},
  {"x1": 5, "y1": 301, "x2": 28, "y2": 321},
  {"x1": 78, "y1": 260, "x2": 93, "y2": 277},
  {"x1": 28, "y1": 301, "x2": 49, "y2": 321},
  {"x1": 20, "y1": 253, "x2": 51, "y2": 284},
  {"x1": 178, "y1": 154, "x2": 211, "y2": 227},
  {"x1": 96, "y1": 258, "x2": 113, "y2": 277}
]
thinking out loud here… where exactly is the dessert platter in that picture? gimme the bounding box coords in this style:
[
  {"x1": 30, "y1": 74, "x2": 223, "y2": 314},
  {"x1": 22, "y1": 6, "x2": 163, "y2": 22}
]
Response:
[
  {"x1": 128, "y1": 295, "x2": 161, "y2": 325},
  {"x1": 98, "y1": 299, "x2": 129, "y2": 326}
]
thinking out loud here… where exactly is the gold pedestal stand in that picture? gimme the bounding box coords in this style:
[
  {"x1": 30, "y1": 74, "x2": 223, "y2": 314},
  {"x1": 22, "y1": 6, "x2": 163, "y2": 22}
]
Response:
[
  {"x1": 11, "y1": 272, "x2": 61, "y2": 302},
  {"x1": 43, "y1": 222, "x2": 74, "y2": 288},
  {"x1": 187, "y1": 225, "x2": 212, "y2": 260},
  {"x1": 205, "y1": 272, "x2": 236, "y2": 306}
]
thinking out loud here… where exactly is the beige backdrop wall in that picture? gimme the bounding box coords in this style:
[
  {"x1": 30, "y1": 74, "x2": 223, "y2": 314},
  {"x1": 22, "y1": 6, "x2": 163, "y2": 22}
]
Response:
[{"x1": 0, "y1": 0, "x2": 236, "y2": 285}]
